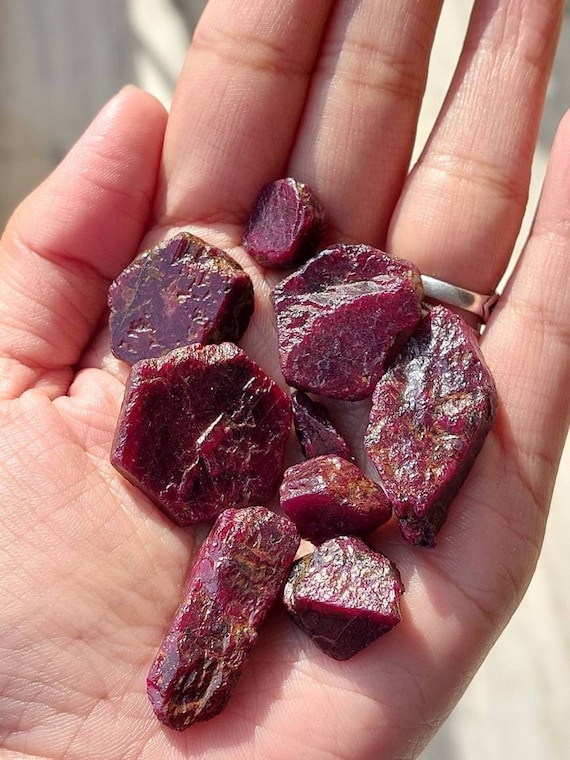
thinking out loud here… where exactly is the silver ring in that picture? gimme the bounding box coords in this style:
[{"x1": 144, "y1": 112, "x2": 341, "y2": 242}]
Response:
[{"x1": 420, "y1": 275, "x2": 499, "y2": 324}]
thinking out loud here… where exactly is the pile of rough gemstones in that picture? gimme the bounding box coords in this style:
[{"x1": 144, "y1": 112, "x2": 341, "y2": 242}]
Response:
[{"x1": 108, "y1": 177, "x2": 498, "y2": 731}]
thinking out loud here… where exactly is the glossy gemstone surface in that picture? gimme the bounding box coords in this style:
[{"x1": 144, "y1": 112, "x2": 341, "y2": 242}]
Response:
[
  {"x1": 280, "y1": 455, "x2": 392, "y2": 542},
  {"x1": 108, "y1": 232, "x2": 254, "y2": 364},
  {"x1": 111, "y1": 343, "x2": 292, "y2": 526},
  {"x1": 243, "y1": 177, "x2": 325, "y2": 268},
  {"x1": 283, "y1": 537, "x2": 404, "y2": 660},
  {"x1": 273, "y1": 244, "x2": 424, "y2": 399},
  {"x1": 147, "y1": 507, "x2": 300, "y2": 730},
  {"x1": 364, "y1": 305, "x2": 498, "y2": 547},
  {"x1": 291, "y1": 390, "x2": 352, "y2": 461}
]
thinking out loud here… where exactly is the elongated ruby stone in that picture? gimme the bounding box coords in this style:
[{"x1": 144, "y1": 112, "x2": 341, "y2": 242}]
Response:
[
  {"x1": 364, "y1": 306, "x2": 498, "y2": 547},
  {"x1": 148, "y1": 507, "x2": 300, "y2": 729},
  {"x1": 111, "y1": 343, "x2": 292, "y2": 526},
  {"x1": 291, "y1": 390, "x2": 352, "y2": 461}
]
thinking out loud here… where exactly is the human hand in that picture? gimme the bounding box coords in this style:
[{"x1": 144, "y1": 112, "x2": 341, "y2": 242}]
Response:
[{"x1": 0, "y1": 1, "x2": 568, "y2": 758}]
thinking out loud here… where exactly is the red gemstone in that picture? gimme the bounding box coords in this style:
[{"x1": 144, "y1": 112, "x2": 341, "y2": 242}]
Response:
[
  {"x1": 111, "y1": 343, "x2": 292, "y2": 526},
  {"x1": 243, "y1": 178, "x2": 325, "y2": 268},
  {"x1": 273, "y1": 244, "x2": 423, "y2": 399},
  {"x1": 147, "y1": 507, "x2": 300, "y2": 730},
  {"x1": 280, "y1": 455, "x2": 392, "y2": 542},
  {"x1": 364, "y1": 306, "x2": 498, "y2": 547},
  {"x1": 291, "y1": 390, "x2": 352, "y2": 461},
  {"x1": 283, "y1": 537, "x2": 404, "y2": 660},
  {"x1": 108, "y1": 232, "x2": 254, "y2": 364}
]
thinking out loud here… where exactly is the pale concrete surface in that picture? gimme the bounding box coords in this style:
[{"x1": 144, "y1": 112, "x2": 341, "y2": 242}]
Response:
[{"x1": 1, "y1": 1, "x2": 568, "y2": 758}]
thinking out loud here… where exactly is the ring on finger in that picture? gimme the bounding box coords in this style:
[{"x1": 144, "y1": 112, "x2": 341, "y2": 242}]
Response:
[{"x1": 420, "y1": 275, "x2": 499, "y2": 324}]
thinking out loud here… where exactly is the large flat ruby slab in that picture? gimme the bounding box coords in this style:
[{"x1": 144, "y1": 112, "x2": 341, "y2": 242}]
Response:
[
  {"x1": 283, "y1": 537, "x2": 404, "y2": 660},
  {"x1": 364, "y1": 305, "x2": 498, "y2": 547},
  {"x1": 111, "y1": 343, "x2": 292, "y2": 526},
  {"x1": 280, "y1": 455, "x2": 392, "y2": 542},
  {"x1": 273, "y1": 245, "x2": 423, "y2": 399},
  {"x1": 242, "y1": 177, "x2": 325, "y2": 268},
  {"x1": 147, "y1": 507, "x2": 300, "y2": 730},
  {"x1": 108, "y1": 232, "x2": 254, "y2": 364}
]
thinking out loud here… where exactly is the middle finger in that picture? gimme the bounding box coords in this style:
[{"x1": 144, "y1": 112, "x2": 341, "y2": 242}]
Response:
[{"x1": 288, "y1": 0, "x2": 444, "y2": 245}]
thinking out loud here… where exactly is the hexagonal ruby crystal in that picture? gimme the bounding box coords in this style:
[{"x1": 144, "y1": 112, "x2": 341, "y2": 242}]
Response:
[
  {"x1": 273, "y1": 244, "x2": 423, "y2": 399},
  {"x1": 111, "y1": 343, "x2": 292, "y2": 526},
  {"x1": 364, "y1": 305, "x2": 498, "y2": 547},
  {"x1": 108, "y1": 232, "x2": 254, "y2": 364}
]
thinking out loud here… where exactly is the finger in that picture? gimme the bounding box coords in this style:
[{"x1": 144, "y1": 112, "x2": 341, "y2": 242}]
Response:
[
  {"x1": 155, "y1": 0, "x2": 333, "y2": 228},
  {"x1": 288, "y1": 0, "x2": 444, "y2": 245},
  {"x1": 0, "y1": 87, "x2": 167, "y2": 400},
  {"x1": 484, "y1": 108, "x2": 570, "y2": 500},
  {"x1": 389, "y1": 0, "x2": 563, "y2": 292}
]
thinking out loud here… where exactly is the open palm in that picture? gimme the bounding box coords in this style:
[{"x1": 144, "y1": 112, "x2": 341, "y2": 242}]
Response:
[{"x1": 1, "y1": 1, "x2": 569, "y2": 758}]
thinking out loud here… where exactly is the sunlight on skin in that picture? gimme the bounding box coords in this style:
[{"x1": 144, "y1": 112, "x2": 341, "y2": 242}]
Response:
[{"x1": 0, "y1": 0, "x2": 568, "y2": 758}]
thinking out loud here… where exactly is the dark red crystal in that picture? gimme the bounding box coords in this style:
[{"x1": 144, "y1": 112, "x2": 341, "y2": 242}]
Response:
[
  {"x1": 242, "y1": 177, "x2": 325, "y2": 268},
  {"x1": 111, "y1": 343, "x2": 292, "y2": 526},
  {"x1": 147, "y1": 507, "x2": 300, "y2": 730},
  {"x1": 273, "y1": 244, "x2": 424, "y2": 399},
  {"x1": 364, "y1": 305, "x2": 498, "y2": 547},
  {"x1": 280, "y1": 455, "x2": 392, "y2": 542},
  {"x1": 291, "y1": 390, "x2": 352, "y2": 461},
  {"x1": 283, "y1": 537, "x2": 404, "y2": 660},
  {"x1": 108, "y1": 232, "x2": 254, "y2": 364}
]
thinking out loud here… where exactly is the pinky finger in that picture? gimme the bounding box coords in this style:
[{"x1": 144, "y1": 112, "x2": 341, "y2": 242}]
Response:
[{"x1": 483, "y1": 109, "x2": 570, "y2": 511}]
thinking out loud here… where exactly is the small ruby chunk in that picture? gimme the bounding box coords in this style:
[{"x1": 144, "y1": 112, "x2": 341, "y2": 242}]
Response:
[
  {"x1": 280, "y1": 455, "x2": 392, "y2": 542},
  {"x1": 291, "y1": 390, "x2": 352, "y2": 461},
  {"x1": 147, "y1": 507, "x2": 300, "y2": 730},
  {"x1": 243, "y1": 178, "x2": 325, "y2": 268},
  {"x1": 108, "y1": 232, "x2": 254, "y2": 364},
  {"x1": 273, "y1": 244, "x2": 423, "y2": 399},
  {"x1": 364, "y1": 305, "x2": 498, "y2": 547},
  {"x1": 283, "y1": 537, "x2": 404, "y2": 660},
  {"x1": 111, "y1": 343, "x2": 292, "y2": 526}
]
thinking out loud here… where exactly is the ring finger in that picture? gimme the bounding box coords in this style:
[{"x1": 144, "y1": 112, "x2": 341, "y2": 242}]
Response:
[
  {"x1": 288, "y1": 0, "x2": 444, "y2": 246},
  {"x1": 389, "y1": 0, "x2": 564, "y2": 294}
]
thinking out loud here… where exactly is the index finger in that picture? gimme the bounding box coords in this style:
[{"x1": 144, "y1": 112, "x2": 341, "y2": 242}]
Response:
[{"x1": 155, "y1": 0, "x2": 333, "y2": 229}]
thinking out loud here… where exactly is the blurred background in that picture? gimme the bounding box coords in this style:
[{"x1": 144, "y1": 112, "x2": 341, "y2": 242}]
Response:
[{"x1": 1, "y1": 1, "x2": 568, "y2": 757}]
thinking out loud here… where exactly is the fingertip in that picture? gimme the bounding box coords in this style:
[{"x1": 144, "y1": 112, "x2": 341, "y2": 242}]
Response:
[
  {"x1": 93, "y1": 85, "x2": 168, "y2": 133},
  {"x1": 0, "y1": 83, "x2": 168, "y2": 388},
  {"x1": 547, "y1": 107, "x2": 570, "y2": 162},
  {"x1": 532, "y1": 109, "x2": 570, "y2": 237},
  {"x1": 7, "y1": 84, "x2": 168, "y2": 281}
]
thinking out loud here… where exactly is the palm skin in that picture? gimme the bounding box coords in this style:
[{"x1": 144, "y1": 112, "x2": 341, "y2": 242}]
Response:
[{"x1": 0, "y1": 1, "x2": 569, "y2": 758}]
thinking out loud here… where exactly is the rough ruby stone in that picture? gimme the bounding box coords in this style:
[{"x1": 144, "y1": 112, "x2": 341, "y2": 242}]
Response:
[
  {"x1": 364, "y1": 305, "x2": 498, "y2": 547},
  {"x1": 291, "y1": 390, "x2": 352, "y2": 461},
  {"x1": 273, "y1": 244, "x2": 424, "y2": 399},
  {"x1": 111, "y1": 343, "x2": 292, "y2": 526},
  {"x1": 147, "y1": 507, "x2": 300, "y2": 730},
  {"x1": 283, "y1": 537, "x2": 404, "y2": 660},
  {"x1": 108, "y1": 232, "x2": 254, "y2": 364},
  {"x1": 280, "y1": 455, "x2": 392, "y2": 542},
  {"x1": 242, "y1": 177, "x2": 325, "y2": 268}
]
